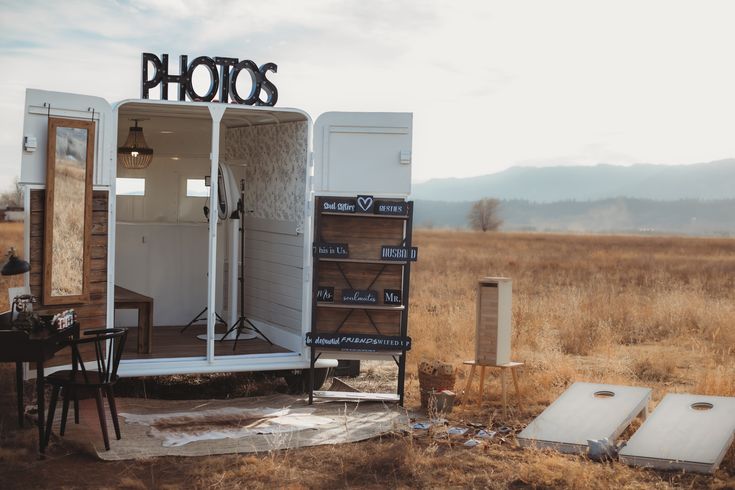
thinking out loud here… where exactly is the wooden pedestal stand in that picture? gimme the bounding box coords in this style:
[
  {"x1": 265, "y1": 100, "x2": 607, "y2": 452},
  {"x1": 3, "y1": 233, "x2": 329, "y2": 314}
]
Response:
[{"x1": 460, "y1": 360, "x2": 524, "y2": 416}]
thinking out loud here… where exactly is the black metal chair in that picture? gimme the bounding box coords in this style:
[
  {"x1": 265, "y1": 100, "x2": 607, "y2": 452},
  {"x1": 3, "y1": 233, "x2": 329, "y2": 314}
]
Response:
[{"x1": 44, "y1": 328, "x2": 128, "y2": 450}]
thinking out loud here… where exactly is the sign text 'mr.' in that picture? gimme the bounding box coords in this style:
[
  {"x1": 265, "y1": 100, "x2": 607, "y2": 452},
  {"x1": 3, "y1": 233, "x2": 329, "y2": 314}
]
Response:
[{"x1": 141, "y1": 53, "x2": 278, "y2": 106}]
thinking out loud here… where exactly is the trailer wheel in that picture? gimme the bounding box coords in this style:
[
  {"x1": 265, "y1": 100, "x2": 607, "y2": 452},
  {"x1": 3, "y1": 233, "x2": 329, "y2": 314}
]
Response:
[{"x1": 284, "y1": 368, "x2": 331, "y2": 394}]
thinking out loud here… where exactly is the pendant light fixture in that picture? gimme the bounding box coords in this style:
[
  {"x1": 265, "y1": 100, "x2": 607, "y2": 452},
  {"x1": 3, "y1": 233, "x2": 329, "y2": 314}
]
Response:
[{"x1": 118, "y1": 119, "x2": 153, "y2": 169}]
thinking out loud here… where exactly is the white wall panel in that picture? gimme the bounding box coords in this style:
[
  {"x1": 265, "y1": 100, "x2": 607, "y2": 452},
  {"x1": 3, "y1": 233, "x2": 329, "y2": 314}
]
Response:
[
  {"x1": 116, "y1": 157, "x2": 211, "y2": 223},
  {"x1": 21, "y1": 89, "x2": 114, "y2": 187},
  {"x1": 313, "y1": 112, "x2": 412, "y2": 196},
  {"x1": 240, "y1": 218, "x2": 304, "y2": 334},
  {"x1": 115, "y1": 223, "x2": 210, "y2": 326}
]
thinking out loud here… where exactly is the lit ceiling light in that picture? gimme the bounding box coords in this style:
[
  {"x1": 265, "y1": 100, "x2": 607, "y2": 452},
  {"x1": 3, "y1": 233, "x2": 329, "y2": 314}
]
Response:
[{"x1": 118, "y1": 119, "x2": 153, "y2": 169}]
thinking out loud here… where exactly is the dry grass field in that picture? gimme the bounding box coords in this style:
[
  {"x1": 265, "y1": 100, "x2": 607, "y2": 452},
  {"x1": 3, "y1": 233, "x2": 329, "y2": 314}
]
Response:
[
  {"x1": 409, "y1": 230, "x2": 735, "y2": 402},
  {"x1": 0, "y1": 228, "x2": 733, "y2": 488},
  {"x1": 0, "y1": 222, "x2": 24, "y2": 312},
  {"x1": 49, "y1": 160, "x2": 85, "y2": 296}
]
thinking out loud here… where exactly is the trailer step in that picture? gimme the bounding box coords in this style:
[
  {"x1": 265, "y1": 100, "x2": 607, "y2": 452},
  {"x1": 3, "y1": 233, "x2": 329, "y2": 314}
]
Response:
[{"x1": 313, "y1": 390, "x2": 400, "y2": 402}]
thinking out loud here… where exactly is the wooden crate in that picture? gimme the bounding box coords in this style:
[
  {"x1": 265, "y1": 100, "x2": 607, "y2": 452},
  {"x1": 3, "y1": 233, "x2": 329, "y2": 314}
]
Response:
[{"x1": 475, "y1": 277, "x2": 511, "y2": 365}]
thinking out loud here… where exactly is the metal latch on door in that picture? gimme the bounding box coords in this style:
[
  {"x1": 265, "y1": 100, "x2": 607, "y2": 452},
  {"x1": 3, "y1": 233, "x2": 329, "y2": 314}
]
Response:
[{"x1": 400, "y1": 150, "x2": 411, "y2": 165}]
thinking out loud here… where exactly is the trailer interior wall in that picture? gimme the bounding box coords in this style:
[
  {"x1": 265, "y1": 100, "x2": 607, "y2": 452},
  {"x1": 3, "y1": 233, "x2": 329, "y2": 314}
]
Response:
[
  {"x1": 221, "y1": 113, "x2": 309, "y2": 352},
  {"x1": 114, "y1": 107, "x2": 226, "y2": 329},
  {"x1": 113, "y1": 103, "x2": 310, "y2": 356}
]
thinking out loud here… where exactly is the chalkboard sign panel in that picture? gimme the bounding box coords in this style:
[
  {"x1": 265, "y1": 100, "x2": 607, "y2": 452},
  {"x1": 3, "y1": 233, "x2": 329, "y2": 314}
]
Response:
[
  {"x1": 316, "y1": 242, "x2": 349, "y2": 258},
  {"x1": 375, "y1": 200, "x2": 407, "y2": 216},
  {"x1": 321, "y1": 197, "x2": 356, "y2": 213},
  {"x1": 342, "y1": 289, "x2": 378, "y2": 304},
  {"x1": 384, "y1": 289, "x2": 402, "y2": 305},
  {"x1": 317, "y1": 286, "x2": 334, "y2": 302},
  {"x1": 306, "y1": 332, "x2": 412, "y2": 352},
  {"x1": 380, "y1": 246, "x2": 418, "y2": 262},
  {"x1": 309, "y1": 196, "x2": 414, "y2": 405},
  {"x1": 356, "y1": 195, "x2": 375, "y2": 213}
]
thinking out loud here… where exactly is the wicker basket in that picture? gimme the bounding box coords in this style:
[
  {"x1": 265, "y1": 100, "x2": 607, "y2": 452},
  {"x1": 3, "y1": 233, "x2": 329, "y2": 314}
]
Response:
[{"x1": 418, "y1": 363, "x2": 456, "y2": 409}]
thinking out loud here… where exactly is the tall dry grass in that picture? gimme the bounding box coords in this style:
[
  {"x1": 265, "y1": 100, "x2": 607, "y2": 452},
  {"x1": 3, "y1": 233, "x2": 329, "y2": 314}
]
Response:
[
  {"x1": 50, "y1": 160, "x2": 85, "y2": 296},
  {"x1": 408, "y1": 230, "x2": 735, "y2": 403}
]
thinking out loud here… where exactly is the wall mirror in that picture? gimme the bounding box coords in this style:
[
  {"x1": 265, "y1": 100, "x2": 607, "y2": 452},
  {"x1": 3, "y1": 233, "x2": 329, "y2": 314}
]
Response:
[{"x1": 43, "y1": 117, "x2": 95, "y2": 305}]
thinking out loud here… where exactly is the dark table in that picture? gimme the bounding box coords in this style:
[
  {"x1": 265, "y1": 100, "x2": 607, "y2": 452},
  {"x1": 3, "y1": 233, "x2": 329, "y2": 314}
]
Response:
[
  {"x1": 115, "y1": 285, "x2": 153, "y2": 354},
  {"x1": 0, "y1": 313, "x2": 78, "y2": 455}
]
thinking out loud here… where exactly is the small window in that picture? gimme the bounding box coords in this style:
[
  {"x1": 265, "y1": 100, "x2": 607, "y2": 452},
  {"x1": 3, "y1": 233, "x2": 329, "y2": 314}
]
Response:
[
  {"x1": 186, "y1": 179, "x2": 210, "y2": 197},
  {"x1": 116, "y1": 177, "x2": 145, "y2": 196}
]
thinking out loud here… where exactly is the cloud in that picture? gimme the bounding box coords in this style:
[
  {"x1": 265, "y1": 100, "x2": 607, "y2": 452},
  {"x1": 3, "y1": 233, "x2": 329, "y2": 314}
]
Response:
[
  {"x1": 1, "y1": 0, "x2": 734, "y2": 186},
  {"x1": 516, "y1": 143, "x2": 641, "y2": 168}
]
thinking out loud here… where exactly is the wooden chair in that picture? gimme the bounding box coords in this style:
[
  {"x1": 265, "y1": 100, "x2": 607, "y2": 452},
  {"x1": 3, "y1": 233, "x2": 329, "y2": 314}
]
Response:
[{"x1": 44, "y1": 328, "x2": 128, "y2": 450}]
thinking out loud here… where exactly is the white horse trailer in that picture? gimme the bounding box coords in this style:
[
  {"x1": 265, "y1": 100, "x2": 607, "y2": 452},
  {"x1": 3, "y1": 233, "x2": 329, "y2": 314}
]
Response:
[{"x1": 19, "y1": 89, "x2": 413, "y2": 383}]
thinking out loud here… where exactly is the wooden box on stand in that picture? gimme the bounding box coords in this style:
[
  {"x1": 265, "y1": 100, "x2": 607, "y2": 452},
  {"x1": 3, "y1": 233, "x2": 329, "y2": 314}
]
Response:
[{"x1": 476, "y1": 277, "x2": 512, "y2": 366}]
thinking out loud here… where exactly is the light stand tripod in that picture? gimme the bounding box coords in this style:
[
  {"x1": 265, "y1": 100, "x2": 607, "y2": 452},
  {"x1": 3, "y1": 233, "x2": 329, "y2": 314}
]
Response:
[
  {"x1": 180, "y1": 204, "x2": 228, "y2": 334},
  {"x1": 219, "y1": 179, "x2": 273, "y2": 350},
  {"x1": 180, "y1": 307, "x2": 227, "y2": 333}
]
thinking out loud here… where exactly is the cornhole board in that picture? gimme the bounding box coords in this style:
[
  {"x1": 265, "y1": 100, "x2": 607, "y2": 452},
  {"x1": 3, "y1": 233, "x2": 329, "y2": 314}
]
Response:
[
  {"x1": 517, "y1": 382, "x2": 651, "y2": 454},
  {"x1": 619, "y1": 394, "x2": 735, "y2": 474}
]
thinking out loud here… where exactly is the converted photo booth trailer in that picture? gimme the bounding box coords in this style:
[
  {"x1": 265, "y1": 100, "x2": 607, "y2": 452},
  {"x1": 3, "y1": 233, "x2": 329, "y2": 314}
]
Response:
[{"x1": 19, "y1": 89, "x2": 413, "y2": 385}]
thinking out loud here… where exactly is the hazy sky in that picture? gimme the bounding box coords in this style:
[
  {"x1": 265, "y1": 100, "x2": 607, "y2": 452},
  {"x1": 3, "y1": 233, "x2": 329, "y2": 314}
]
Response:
[{"x1": 1, "y1": 0, "x2": 735, "y2": 190}]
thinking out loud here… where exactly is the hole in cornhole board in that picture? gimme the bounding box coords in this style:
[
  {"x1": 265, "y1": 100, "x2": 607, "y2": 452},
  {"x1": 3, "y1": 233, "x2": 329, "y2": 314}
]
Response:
[
  {"x1": 594, "y1": 390, "x2": 615, "y2": 398},
  {"x1": 620, "y1": 393, "x2": 735, "y2": 474},
  {"x1": 690, "y1": 402, "x2": 713, "y2": 411},
  {"x1": 517, "y1": 382, "x2": 651, "y2": 454}
]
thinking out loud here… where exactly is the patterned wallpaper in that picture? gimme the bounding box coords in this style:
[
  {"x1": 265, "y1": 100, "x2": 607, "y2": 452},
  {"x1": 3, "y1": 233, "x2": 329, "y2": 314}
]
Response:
[{"x1": 223, "y1": 121, "x2": 308, "y2": 229}]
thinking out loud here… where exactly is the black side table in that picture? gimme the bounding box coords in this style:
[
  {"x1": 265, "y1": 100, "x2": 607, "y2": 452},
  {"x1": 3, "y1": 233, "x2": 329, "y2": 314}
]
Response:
[{"x1": 0, "y1": 315, "x2": 78, "y2": 455}]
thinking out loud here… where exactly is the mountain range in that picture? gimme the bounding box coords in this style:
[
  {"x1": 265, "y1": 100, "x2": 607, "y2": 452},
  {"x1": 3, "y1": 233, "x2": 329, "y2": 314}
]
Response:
[
  {"x1": 414, "y1": 198, "x2": 735, "y2": 235},
  {"x1": 413, "y1": 159, "x2": 735, "y2": 202}
]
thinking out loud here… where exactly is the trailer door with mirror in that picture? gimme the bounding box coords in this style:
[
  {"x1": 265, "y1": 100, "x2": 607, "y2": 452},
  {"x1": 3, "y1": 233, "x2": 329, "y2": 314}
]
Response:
[{"x1": 20, "y1": 89, "x2": 114, "y2": 373}]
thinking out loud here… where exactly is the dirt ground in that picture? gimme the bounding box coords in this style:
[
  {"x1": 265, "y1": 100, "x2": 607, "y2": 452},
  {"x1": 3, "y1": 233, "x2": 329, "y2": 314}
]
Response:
[{"x1": 0, "y1": 365, "x2": 732, "y2": 489}]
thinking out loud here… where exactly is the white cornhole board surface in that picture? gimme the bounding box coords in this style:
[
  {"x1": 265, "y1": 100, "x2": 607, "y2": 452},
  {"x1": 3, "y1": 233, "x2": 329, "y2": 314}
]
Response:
[
  {"x1": 518, "y1": 382, "x2": 651, "y2": 454},
  {"x1": 619, "y1": 393, "x2": 735, "y2": 474}
]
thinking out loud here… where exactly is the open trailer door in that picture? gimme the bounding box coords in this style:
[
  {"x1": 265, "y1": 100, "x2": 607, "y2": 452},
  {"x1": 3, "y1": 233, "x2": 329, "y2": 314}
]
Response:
[
  {"x1": 312, "y1": 112, "x2": 412, "y2": 196},
  {"x1": 20, "y1": 89, "x2": 114, "y2": 372},
  {"x1": 309, "y1": 112, "x2": 414, "y2": 404}
]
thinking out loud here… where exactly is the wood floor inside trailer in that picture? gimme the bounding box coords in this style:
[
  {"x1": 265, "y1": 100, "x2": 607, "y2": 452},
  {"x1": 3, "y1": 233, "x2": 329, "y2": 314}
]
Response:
[{"x1": 122, "y1": 325, "x2": 292, "y2": 360}]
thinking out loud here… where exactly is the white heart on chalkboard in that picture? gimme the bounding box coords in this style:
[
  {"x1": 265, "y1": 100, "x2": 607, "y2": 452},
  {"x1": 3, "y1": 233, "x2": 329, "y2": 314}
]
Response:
[{"x1": 357, "y1": 196, "x2": 373, "y2": 212}]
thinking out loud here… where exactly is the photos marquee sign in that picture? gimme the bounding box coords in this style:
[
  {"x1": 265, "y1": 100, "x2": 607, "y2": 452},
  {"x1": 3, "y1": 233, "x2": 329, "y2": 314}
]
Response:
[{"x1": 141, "y1": 53, "x2": 278, "y2": 106}]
